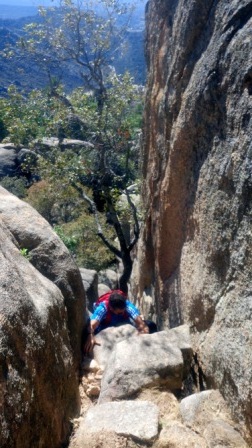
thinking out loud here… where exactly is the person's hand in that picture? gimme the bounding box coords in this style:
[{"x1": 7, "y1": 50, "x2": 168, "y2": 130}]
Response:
[
  {"x1": 83, "y1": 334, "x2": 100, "y2": 354},
  {"x1": 138, "y1": 325, "x2": 149, "y2": 334},
  {"x1": 135, "y1": 316, "x2": 149, "y2": 334}
]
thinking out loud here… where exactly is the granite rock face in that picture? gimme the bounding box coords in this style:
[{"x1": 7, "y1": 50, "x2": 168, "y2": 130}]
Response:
[
  {"x1": 132, "y1": 0, "x2": 252, "y2": 441},
  {"x1": 93, "y1": 324, "x2": 138, "y2": 371},
  {"x1": 0, "y1": 187, "x2": 86, "y2": 447},
  {"x1": 98, "y1": 330, "x2": 185, "y2": 403},
  {"x1": 0, "y1": 186, "x2": 86, "y2": 365},
  {"x1": 76, "y1": 332, "x2": 248, "y2": 448},
  {"x1": 80, "y1": 267, "x2": 98, "y2": 313}
]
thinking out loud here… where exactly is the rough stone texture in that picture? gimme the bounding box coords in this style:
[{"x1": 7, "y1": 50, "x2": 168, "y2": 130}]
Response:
[
  {"x1": 132, "y1": 0, "x2": 252, "y2": 441},
  {"x1": 93, "y1": 324, "x2": 138, "y2": 371},
  {"x1": 75, "y1": 347, "x2": 248, "y2": 447},
  {"x1": 98, "y1": 269, "x2": 119, "y2": 289},
  {"x1": 0, "y1": 186, "x2": 86, "y2": 365},
  {"x1": 203, "y1": 420, "x2": 249, "y2": 448},
  {"x1": 153, "y1": 422, "x2": 207, "y2": 448},
  {"x1": 137, "y1": 389, "x2": 181, "y2": 423},
  {"x1": 163, "y1": 325, "x2": 193, "y2": 377},
  {"x1": 0, "y1": 145, "x2": 18, "y2": 177},
  {"x1": 99, "y1": 331, "x2": 184, "y2": 403},
  {"x1": 180, "y1": 390, "x2": 238, "y2": 428},
  {"x1": 0, "y1": 220, "x2": 80, "y2": 448},
  {"x1": 72, "y1": 401, "x2": 159, "y2": 445},
  {"x1": 97, "y1": 283, "x2": 111, "y2": 296},
  {"x1": 180, "y1": 390, "x2": 248, "y2": 447},
  {"x1": 79, "y1": 267, "x2": 98, "y2": 313},
  {"x1": 0, "y1": 144, "x2": 37, "y2": 181},
  {"x1": 69, "y1": 430, "x2": 142, "y2": 448}
]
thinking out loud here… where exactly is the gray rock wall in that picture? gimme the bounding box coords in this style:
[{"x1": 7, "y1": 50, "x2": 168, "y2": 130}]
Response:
[
  {"x1": 133, "y1": 0, "x2": 252, "y2": 442},
  {"x1": 0, "y1": 187, "x2": 86, "y2": 447}
]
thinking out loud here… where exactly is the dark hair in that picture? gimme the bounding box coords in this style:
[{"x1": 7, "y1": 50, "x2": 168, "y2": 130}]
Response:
[{"x1": 109, "y1": 292, "x2": 126, "y2": 310}]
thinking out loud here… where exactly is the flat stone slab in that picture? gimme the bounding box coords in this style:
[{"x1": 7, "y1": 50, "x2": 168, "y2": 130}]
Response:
[
  {"x1": 99, "y1": 331, "x2": 184, "y2": 402},
  {"x1": 74, "y1": 401, "x2": 159, "y2": 443}
]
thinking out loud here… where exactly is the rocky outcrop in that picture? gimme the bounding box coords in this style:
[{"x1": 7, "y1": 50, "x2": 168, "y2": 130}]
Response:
[
  {"x1": 99, "y1": 331, "x2": 184, "y2": 403},
  {"x1": 98, "y1": 268, "x2": 119, "y2": 290},
  {"x1": 73, "y1": 326, "x2": 248, "y2": 447},
  {"x1": 132, "y1": 0, "x2": 252, "y2": 442},
  {"x1": 152, "y1": 389, "x2": 248, "y2": 448},
  {"x1": 0, "y1": 143, "x2": 38, "y2": 182},
  {"x1": 0, "y1": 140, "x2": 94, "y2": 187},
  {"x1": 80, "y1": 267, "x2": 98, "y2": 313},
  {"x1": 0, "y1": 187, "x2": 86, "y2": 447},
  {"x1": 0, "y1": 144, "x2": 18, "y2": 177},
  {"x1": 94, "y1": 324, "x2": 192, "y2": 403},
  {"x1": 0, "y1": 186, "x2": 86, "y2": 364}
]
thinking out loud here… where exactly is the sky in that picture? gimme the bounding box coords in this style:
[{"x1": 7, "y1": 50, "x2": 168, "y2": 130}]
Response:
[
  {"x1": 0, "y1": 0, "x2": 143, "y2": 5},
  {"x1": 0, "y1": 0, "x2": 146, "y2": 22},
  {"x1": 0, "y1": 0, "x2": 60, "y2": 5}
]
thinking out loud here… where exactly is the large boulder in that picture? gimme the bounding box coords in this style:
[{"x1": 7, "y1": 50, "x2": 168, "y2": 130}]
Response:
[
  {"x1": 133, "y1": 0, "x2": 252, "y2": 440},
  {"x1": 99, "y1": 330, "x2": 187, "y2": 403},
  {"x1": 163, "y1": 325, "x2": 193, "y2": 377},
  {"x1": 179, "y1": 390, "x2": 248, "y2": 448},
  {"x1": 93, "y1": 324, "x2": 138, "y2": 371},
  {"x1": 0, "y1": 144, "x2": 18, "y2": 178},
  {"x1": 0, "y1": 144, "x2": 37, "y2": 182},
  {"x1": 92, "y1": 323, "x2": 192, "y2": 374},
  {"x1": 79, "y1": 267, "x2": 98, "y2": 313},
  {"x1": 0, "y1": 220, "x2": 80, "y2": 448},
  {"x1": 0, "y1": 186, "x2": 86, "y2": 365},
  {"x1": 98, "y1": 269, "x2": 118, "y2": 289}
]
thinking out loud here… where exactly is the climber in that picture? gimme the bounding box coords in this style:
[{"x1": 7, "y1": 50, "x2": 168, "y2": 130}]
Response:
[{"x1": 83, "y1": 290, "x2": 156, "y2": 354}]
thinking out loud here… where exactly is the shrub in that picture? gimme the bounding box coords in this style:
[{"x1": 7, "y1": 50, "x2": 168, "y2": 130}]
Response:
[{"x1": 0, "y1": 176, "x2": 27, "y2": 198}]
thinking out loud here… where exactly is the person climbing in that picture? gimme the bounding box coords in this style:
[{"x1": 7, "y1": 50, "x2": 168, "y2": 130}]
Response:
[{"x1": 83, "y1": 290, "x2": 157, "y2": 354}]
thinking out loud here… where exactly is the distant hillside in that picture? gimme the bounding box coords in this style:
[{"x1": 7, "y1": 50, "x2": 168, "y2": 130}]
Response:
[
  {"x1": 0, "y1": 2, "x2": 146, "y2": 25},
  {"x1": 0, "y1": 7, "x2": 146, "y2": 96},
  {"x1": 0, "y1": 4, "x2": 37, "y2": 20}
]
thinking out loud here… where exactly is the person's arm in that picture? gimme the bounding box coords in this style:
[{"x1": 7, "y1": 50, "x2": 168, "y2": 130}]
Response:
[
  {"x1": 83, "y1": 319, "x2": 100, "y2": 354},
  {"x1": 134, "y1": 315, "x2": 149, "y2": 334},
  {"x1": 126, "y1": 300, "x2": 149, "y2": 334},
  {"x1": 83, "y1": 302, "x2": 108, "y2": 354}
]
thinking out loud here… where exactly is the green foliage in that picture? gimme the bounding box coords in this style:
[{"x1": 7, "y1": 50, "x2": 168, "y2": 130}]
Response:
[
  {"x1": 25, "y1": 180, "x2": 58, "y2": 223},
  {"x1": 18, "y1": 0, "x2": 133, "y2": 90},
  {"x1": 20, "y1": 247, "x2": 31, "y2": 260},
  {"x1": 0, "y1": 0, "x2": 143, "y2": 280},
  {"x1": 56, "y1": 213, "x2": 116, "y2": 271},
  {"x1": 25, "y1": 180, "x2": 82, "y2": 225},
  {"x1": 53, "y1": 225, "x2": 78, "y2": 253},
  {"x1": 24, "y1": 179, "x2": 115, "y2": 270},
  {"x1": 35, "y1": 78, "x2": 143, "y2": 186},
  {"x1": 0, "y1": 86, "x2": 64, "y2": 145},
  {"x1": 0, "y1": 176, "x2": 27, "y2": 198}
]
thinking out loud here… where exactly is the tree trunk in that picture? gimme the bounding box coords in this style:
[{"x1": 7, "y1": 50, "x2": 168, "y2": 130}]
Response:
[{"x1": 118, "y1": 251, "x2": 133, "y2": 294}]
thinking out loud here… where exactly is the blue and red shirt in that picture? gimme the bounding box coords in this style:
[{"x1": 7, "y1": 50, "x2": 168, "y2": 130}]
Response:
[{"x1": 91, "y1": 300, "x2": 140, "y2": 334}]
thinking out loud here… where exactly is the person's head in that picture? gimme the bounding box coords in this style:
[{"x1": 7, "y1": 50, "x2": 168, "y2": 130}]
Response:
[{"x1": 109, "y1": 292, "x2": 126, "y2": 314}]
